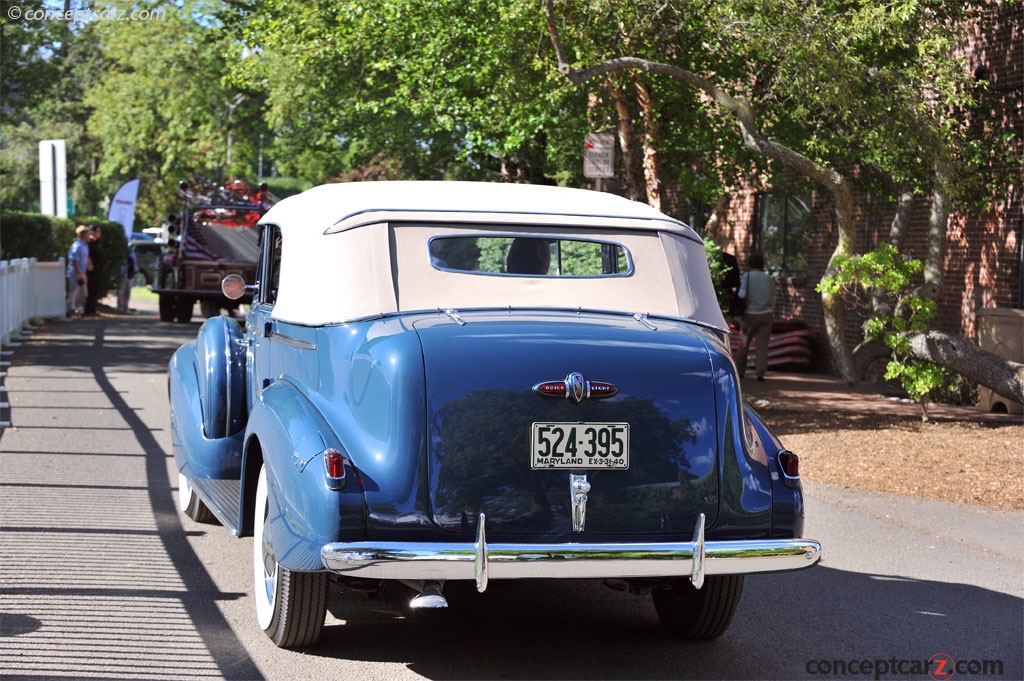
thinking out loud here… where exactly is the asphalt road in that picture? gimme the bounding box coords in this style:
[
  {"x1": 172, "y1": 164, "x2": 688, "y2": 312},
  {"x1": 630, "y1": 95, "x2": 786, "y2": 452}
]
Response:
[{"x1": 1, "y1": 312, "x2": 1022, "y2": 681}]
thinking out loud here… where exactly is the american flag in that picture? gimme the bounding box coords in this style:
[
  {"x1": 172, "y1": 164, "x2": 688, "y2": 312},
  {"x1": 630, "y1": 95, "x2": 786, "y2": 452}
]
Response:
[{"x1": 182, "y1": 232, "x2": 219, "y2": 260}]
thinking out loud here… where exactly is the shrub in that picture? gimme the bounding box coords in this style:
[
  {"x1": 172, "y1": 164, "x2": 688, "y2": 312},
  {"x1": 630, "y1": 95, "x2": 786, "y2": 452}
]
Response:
[
  {"x1": 703, "y1": 238, "x2": 732, "y2": 315},
  {"x1": 1, "y1": 210, "x2": 127, "y2": 293},
  {"x1": 1, "y1": 211, "x2": 60, "y2": 261},
  {"x1": 817, "y1": 243, "x2": 967, "y2": 420}
]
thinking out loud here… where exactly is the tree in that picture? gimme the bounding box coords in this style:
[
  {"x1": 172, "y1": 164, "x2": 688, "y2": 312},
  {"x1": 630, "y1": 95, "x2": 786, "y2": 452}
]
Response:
[
  {"x1": 0, "y1": 1, "x2": 98, "y2": 212},
  {"x1": 228, "y1": 0, "x2": 592, "y2": 184},
  {"x1": 819, "y1": 244, "x2": 1023, "y2": 416},
  {"x1": 545, "y1": 0, "x2": 862, "y2": 379},
  {"x1": 542, "y1": 0, "x2": 1022, "y2": 403},
  {"x1": 83, "y1": 1, "x2": 264, "y2": 225},
  {"x1": 0, "y1": 1, "x2": 63, "y2": 127}
]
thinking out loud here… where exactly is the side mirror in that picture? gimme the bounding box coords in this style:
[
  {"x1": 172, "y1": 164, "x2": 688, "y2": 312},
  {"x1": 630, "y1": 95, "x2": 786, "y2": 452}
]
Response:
[{"x1": 222, "y1": 273, "x2": 253, "y2": 300}]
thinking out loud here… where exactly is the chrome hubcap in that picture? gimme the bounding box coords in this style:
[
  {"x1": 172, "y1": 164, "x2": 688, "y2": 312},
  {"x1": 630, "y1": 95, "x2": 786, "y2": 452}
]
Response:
[{"x1": 260, "y1": 503, "x2": 277, "y2": 603}]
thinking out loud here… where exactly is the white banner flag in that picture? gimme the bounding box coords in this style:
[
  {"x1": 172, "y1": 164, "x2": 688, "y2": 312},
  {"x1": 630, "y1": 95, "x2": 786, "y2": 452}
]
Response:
[{"x1": 108, "y1": 179, "x2": 140, "y2": 241}]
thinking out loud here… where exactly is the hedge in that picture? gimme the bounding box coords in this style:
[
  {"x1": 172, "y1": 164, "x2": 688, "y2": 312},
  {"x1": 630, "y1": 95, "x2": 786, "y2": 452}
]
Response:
[{"x1": 1, "y1": 210, "x2": 129, "y2": 294}]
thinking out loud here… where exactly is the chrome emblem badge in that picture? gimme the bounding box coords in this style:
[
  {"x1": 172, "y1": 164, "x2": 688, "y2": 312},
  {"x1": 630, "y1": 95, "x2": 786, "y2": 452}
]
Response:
[
  {"x1": 568, "y1": 372, "x2": 586, "y2": 403},
  {"x1": 532, "y1": 372, "x2": 618, "y2": 403}
]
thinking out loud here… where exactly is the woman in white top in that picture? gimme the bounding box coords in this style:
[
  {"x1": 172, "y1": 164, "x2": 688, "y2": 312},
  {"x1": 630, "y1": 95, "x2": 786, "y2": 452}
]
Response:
[{"x1": 736, "y1": 253, "x2": 775, "y2": 381}]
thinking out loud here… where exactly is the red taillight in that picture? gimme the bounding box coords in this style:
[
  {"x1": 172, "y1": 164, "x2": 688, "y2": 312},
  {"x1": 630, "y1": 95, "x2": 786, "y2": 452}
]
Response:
[
  {"x1": 777, "y1": 450, "x2": 800, "y2": 478},
  {"x1": 324, "y1": 449, "x2": 346, "y2": 483}
]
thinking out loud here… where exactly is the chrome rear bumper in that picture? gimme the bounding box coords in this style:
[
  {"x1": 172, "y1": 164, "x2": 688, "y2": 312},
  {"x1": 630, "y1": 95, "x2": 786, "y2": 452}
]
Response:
[{"x1": 321, "y1": 513, "x2": 820, "y2": 592}]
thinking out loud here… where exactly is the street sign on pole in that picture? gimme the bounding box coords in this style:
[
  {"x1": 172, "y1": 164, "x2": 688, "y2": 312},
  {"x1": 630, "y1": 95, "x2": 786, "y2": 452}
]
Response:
[{"x1": 583, "y1": 133, "x2": 615, "y2": 179}]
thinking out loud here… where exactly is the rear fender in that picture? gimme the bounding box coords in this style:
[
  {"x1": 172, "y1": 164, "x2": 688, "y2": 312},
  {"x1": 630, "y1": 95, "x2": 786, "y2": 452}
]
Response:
[
  {"x1": 242, "y1": 380, "x2": 366, "y2": 571},
  {"x1": 706, "y1": 343, "x2": 773, "y2": 537},
  {"x1": 745, "y1": 405, "x2": 806, "y2": 539},
  {"x1": 169, "y1": 341, "x2": 243, "y2": 479}
]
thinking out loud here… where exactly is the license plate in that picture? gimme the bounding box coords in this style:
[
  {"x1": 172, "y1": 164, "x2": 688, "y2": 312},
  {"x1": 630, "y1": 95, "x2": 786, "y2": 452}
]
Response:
[{"x1": 530, "y1": 422, "x2": 629, "y2": 469}]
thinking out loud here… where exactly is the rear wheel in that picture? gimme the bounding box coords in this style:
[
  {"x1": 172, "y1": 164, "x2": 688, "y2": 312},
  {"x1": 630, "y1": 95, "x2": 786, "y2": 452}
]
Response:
[
  {"x1": 178, "y1": 473, "x2": 214, "y2": 523},
  {"x1": 253, "y1": 464, "x2": 327, "y2": 648},
  {"x1": 200, "y1": 300, "x2": 220, "y2": 318},
  {"x1": 158, "y1": 294, "x2": 175, "y2": 322},
  {"x1": 651, "y1": 575, "x2": 744, "y2": 640},
  {"x1": 175, "y1": 296, "x2": 194, "y2": 323}
]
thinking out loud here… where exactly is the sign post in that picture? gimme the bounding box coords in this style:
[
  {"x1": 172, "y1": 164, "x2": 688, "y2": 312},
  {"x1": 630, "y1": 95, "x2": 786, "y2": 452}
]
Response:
[
  {"x1": 38, "y1": 140, "x2": 67, "y2": 217},
  {"x1": 583, "y1": 132, "x2": 615, "y2": 191}
]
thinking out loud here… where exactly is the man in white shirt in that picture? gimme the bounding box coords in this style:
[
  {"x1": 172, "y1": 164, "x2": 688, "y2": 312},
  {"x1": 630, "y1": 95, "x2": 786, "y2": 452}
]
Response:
[{"x1": 736, "y1": 253, "x2": 776, "y2": 381}]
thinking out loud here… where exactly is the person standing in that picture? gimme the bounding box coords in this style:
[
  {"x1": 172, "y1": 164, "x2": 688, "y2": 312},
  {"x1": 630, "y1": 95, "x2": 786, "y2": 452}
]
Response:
[
  {"x1": 117, "y1": 248, "x2": 138, "y2": 313},
  {"x1": 66, "y1": 225, "x2": 91, "y2": 318},
  {"x1": 720, "y1": 249, "x2": 743, "y2": 319},
  {"x1": 84, "y1": 225, "x2": 103, "y2": 316},
  {"x1": 736, "y1": 253, "x2": 776, "y2": 381}
]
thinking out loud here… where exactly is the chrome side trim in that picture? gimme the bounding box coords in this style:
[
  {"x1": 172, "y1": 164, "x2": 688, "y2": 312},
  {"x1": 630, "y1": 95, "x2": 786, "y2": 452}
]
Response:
[
  {"x1": 321, "y1": 535, "x2": 821, "y2": 589},
  {"x1": 269, "y1": 332, "x2": 316, "y2": 350},
  {"x1": 331, "y1": 307, "x2": 730, "y2": 336}
]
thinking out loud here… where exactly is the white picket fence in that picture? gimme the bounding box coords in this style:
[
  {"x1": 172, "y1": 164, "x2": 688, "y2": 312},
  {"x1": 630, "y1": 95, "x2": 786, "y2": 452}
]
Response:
[{"x1": 0, "y1": 258, "x2": 67, "y2": 347}]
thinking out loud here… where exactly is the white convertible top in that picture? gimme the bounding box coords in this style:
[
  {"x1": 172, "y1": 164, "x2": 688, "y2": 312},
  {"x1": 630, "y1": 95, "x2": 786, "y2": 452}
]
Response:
[{"x1": 260, "y1": 181, "x2": 727, "y2": 329}]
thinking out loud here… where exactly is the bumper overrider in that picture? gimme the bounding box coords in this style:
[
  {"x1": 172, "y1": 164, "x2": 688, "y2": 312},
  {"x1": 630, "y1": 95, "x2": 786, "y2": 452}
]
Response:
[{"x1": 321, "y1": 513, "x2": 821, "y2": 592}]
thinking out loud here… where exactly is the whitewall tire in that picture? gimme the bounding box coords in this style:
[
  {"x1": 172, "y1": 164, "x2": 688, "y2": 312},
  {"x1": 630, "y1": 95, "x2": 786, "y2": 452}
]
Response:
[
  {"x1": 252, "y1": 463, "x2": 328, "y2": 647},
  {"x1": 178, "y1": 473, "x2": 213, "y2": 523}
]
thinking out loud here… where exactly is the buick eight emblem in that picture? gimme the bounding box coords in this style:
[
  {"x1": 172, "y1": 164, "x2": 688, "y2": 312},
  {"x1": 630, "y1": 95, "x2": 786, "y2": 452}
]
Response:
[{"x1": 533, "y1": 372, "x2": 618, "y2": 404}]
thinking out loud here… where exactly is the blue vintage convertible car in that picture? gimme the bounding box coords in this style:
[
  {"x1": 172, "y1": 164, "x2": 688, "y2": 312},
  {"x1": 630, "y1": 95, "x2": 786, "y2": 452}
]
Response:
[{"x1": 169, "y1": 181, "x2": 820, "y2": 647}]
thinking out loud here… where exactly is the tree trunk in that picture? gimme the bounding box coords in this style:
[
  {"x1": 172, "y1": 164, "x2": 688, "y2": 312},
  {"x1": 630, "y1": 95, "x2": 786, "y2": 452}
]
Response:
[
  {"x1": 870, "y1": 187, "x2": 916, "y2": 317},
  {"x1": 704, "y1": 192, "x2": 732, "y2": 240},
  {"x1": 633, "y1": 74, "x2": 662, "y2": 211},
  {"x1": 543, "y1": 2, "x2": 859, "y2": 382},
  {"x1": 922, "y1": 160, "x2": 952, "y2": 301},
  {"x1": 888, "y1": 188, "x2": 916, "y2": 250},
  {"x1": 907, "y1": 330, "x2": 1024, "y2": 404},
  {"x1": 606, "y1": 82, "x2": 642, "y2": 201}
]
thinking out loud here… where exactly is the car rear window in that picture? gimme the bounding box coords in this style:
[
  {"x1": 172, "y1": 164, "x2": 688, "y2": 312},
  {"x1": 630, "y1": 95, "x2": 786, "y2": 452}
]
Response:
[{"x1": 428, "y1": 235, "x2": 631, "y2": 277}]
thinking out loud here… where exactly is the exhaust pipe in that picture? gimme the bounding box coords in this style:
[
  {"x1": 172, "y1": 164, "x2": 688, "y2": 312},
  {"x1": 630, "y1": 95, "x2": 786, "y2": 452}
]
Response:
[{"x1": 406, "y1": 580, "x2": 448, "y2": 609}]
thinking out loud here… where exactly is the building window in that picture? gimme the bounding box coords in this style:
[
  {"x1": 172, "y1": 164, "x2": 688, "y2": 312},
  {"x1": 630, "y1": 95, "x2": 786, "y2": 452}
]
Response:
[{"x1": 756, "y1": 192, "x2": 811, "y2": 276}]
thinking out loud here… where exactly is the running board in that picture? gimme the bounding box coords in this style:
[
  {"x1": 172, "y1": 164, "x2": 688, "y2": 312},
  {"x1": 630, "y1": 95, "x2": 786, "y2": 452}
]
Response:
[{"x1": 190, "y1": 477, "x2": 243, "y2": 535}]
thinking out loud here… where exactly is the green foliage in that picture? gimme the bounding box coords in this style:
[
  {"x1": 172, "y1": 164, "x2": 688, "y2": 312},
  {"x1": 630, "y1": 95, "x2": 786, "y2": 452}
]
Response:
[
  {"x1": 476, "y1": 237, "x2": 508, "y2": 273},
  {"x1": 1, "y1": 211, "x2": 126, "y2": 292},
  {"x1": 817, "y1": 243, "x2": 958, "y2": 417},
  {"x1": 816, "y1": 242, "x2": 923, "y2": 297},
  {"x1": 229, "y1": 0, "x2": 589, "y2": 183},
  {"x1": 1, "y1": 211, "x2": 61, "y2": 261},
  {"x1": 263, "y1": 177, "x2": 314, "y2": 200},
  {"x1": 1, "y1": 0, "x2": 1008, "y2": 244},
  {"x1": 0, "y1": 1, "x2": 63, "y2": 126},
  {"x1": 83, "y1": 1, "x2": 264, "y2": 225},
  {"x1": 88, "y1": 221, "x2": 130, "y2": 296},
  {"x1": 703, "y1": 238, "x2": 732, "y2": 314}
]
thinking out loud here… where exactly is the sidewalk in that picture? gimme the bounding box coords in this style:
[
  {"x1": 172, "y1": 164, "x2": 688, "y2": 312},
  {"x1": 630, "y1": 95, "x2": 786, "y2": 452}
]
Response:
[
  {"x1": 741, "y1": 371, "x2": 1023, "y2": 423},
  {"x1": 0, "y1": 312, "x2": 253, "y2": 679}
]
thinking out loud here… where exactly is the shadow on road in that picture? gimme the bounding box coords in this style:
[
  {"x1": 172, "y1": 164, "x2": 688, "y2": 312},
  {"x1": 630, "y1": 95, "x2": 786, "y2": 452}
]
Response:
[
  {"x1": 2, "y1": 317, "x2": 264, "y2": 679},
  {"x1": 86, "y1": 321, "x2": 265, "y2": 681},
  {"x1": 300, "y1": 566, "x2": 1022, "y2": 680}
]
